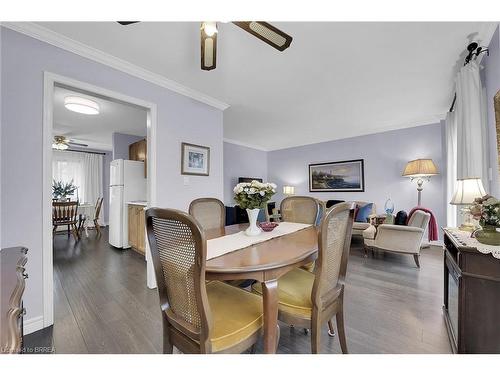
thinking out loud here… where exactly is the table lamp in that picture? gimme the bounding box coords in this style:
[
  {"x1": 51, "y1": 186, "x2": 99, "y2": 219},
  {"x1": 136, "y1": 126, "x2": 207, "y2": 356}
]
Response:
[
  {"x1": 283, "y1": 185, "x2": 295, "y2": 196},
  {"x1": 450, "y1": 177, "x2": 486, "y2": 231},
  {"x1": 402, "y1": 159, "x2": 439, "y2": 206}
]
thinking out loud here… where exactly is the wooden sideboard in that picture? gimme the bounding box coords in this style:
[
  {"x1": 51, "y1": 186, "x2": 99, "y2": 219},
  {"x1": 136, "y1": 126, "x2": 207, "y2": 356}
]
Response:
[
  {"x1": 442, "y1": 229, "x2": 500, "y2": 353},
  {"x1": 1, "y1": 247, "x2": 28, "y2": 354}
]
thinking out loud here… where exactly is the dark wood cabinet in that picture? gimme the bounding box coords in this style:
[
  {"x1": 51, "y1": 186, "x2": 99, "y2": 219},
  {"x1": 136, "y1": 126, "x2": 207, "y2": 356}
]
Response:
[
  {"x1": 129, "y1": 139, "x2": 147, "y2": 177},
  {"x1": 1, "y1": 247, "x2": 28, "y2": 354},
  {"x1": 442, "y1": 229, "x2": 500, "y2": 353}
]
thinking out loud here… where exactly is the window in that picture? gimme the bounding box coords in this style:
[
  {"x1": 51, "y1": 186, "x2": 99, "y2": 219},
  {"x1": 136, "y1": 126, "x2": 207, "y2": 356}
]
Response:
[{"x1": 52, "y1": 150, "x2": 103, "y2": 205}]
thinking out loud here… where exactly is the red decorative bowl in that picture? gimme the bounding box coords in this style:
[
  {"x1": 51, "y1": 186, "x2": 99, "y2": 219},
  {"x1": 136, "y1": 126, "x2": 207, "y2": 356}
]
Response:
[{"x1": 259, "y1": 222, "x2": 279, "y2": 232}]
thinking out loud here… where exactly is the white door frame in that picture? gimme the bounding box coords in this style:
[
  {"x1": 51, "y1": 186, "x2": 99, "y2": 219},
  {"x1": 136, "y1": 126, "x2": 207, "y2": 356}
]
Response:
[{"x1": 42, "y1": 72, "x2": 158, "y2": 328}]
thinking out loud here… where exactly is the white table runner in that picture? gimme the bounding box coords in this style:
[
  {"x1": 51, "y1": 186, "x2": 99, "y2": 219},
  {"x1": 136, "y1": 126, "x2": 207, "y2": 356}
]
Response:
[{"x1": 207, "y1": 222, "x2": 312, "y2": 260}]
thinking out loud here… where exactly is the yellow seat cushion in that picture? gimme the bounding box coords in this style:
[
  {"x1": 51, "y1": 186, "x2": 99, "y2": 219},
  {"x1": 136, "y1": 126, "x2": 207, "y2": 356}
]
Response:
[
  {"x1": 252, "y1": 268, "x2": 314, "y2": 320},
  {"x1": 301, "y1": 261, "x2": 315, "y2": 272},
  {"x1": 207, "y1": 281, "x2": 263, "y2": 352}
]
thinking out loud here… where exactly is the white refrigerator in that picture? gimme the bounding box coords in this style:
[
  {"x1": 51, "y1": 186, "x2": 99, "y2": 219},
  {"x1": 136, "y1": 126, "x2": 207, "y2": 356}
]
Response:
[{"x1": 109, "y1": 159, "x2": 147, "y2": 248}]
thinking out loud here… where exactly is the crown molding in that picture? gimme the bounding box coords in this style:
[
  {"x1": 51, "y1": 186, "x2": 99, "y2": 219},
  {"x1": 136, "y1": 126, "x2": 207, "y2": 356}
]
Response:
[
  {"x1": 1, "y1": 22, "x2": 230, "y2": 111},
  {"x1": 223, "y1": 138, "x2": 269, "y2": 152}
]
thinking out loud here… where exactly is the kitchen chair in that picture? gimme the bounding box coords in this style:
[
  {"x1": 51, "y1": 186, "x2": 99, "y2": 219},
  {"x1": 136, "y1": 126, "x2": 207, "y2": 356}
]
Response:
[
  {"x1": 252, "y1": 202, "x2": 355, "y2": 353},
  {"x1": 92, "y1": 197, "x2": 104, "y2": 235},
  {"x1": 188, "y1": 198, "x2": 225, "y2": 231},
  {"x1": 52, "y1": 201, "x2": 80, "y2": 241},
  {"x1": 145, "y1": 208, "x2": 263, "y2": 354},
  {"x1": 281, "y1": 196, "x2": 321, "y2": 272}
]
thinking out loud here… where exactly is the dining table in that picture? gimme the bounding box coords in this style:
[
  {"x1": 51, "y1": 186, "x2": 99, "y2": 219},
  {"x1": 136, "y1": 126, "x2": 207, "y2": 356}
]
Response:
[{"x1": 204, "y1": 223, "x2": 319, "y2": 354}]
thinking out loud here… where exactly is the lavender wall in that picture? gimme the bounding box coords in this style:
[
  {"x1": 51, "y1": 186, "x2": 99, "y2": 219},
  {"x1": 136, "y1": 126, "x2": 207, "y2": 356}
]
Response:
[
  {"x1": 112, "y1": 132, "x2": 144, "y2": 160},
  {"x1": 1, "y1": 28, "x2": 223, "y2": 325},
  {"x1": 483, "y1": 25, "x2": 500, "y2": 197},
  {"x1": 223, "y1": 142, "x2": 268, "y2": 205},
  {"x1": 268, "y1": 123, "x2": 446, "y2": 233}
]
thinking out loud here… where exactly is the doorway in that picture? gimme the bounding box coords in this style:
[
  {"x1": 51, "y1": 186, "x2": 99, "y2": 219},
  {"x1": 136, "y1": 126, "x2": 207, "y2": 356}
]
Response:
[{"x1": 42, "y1": 72, "x2": 158, "y2": 330}]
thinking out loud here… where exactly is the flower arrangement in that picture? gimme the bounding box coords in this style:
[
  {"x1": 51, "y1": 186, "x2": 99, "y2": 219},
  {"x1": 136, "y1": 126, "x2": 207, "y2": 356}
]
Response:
[
  {"x1": 233, "y1": 180, "x2": 277, "y2": 210},
  {"x1": 470, "y1": 195, "x2": 500, "y2": 227},
  {"x1": 53, "y1": 179, "x2": 77, "y2": 200}
]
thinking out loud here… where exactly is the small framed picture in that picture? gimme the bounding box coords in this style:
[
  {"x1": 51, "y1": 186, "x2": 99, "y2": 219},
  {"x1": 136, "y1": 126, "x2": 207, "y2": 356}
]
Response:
[{"x1": 181, "y1": 142, "x2": 210, "y2": 176}]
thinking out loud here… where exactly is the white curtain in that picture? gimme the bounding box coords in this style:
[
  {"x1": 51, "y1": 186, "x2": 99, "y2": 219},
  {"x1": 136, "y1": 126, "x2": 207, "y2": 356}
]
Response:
[
  {"x1": 455, "y1": 61, "x2": 490, "y2": 189},
  {"x1": 52, "y1": 150, "x2": 103, "y2": 207},
  {"x1": 445, "y1": 112, "x2": 458, "y2": 227}
]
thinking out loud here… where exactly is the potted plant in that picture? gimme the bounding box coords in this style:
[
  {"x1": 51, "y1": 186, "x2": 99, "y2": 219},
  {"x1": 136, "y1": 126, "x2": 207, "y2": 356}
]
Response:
[
  {"x1": 233, "y1": 180, "x2": 276, "y2": 236},
  {"x1": 470, "y1": 195, "x2": 500, "y2": 245},
  {"x1": 53, "y1": 179, "x2": 78, "y2": 201}
]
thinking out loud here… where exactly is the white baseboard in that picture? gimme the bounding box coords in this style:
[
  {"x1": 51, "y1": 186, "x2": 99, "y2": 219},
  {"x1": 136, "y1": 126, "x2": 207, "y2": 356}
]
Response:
[{"x1": 23, "y1": 315, "x2": 44, "y2": 335}]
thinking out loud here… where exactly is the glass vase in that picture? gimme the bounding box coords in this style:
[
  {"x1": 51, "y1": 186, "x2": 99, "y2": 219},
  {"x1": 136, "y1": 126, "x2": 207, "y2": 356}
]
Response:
[{"x1": 475, "y1": 223, "x2": 500, "y2": 246}]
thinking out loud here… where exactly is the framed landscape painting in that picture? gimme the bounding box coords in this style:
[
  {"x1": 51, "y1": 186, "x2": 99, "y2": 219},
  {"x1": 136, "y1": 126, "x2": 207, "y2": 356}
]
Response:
[
  {"x1": 181, "y1": 142, "x2": 210, "y2": 176},
  {"x1": 309, "y1": 159, "x2": 365, "y2": 192}
]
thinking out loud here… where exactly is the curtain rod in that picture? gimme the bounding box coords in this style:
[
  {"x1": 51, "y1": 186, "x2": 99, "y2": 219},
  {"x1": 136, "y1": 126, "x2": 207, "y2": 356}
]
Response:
[{"x1": 64, "y1": 149, "x2": 107, "y2": 156}]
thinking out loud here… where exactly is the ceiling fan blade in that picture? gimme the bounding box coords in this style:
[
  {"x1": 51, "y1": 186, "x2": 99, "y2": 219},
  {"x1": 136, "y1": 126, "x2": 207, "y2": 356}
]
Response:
[
  {"x1": 200, "y1": 24, "x2": 217, "y2": 71},
  {"x1": 68, "y1": 140, "x2": 88, "y2": 147},
  {"x1": 117, "y1": 21, "x2": 140, "y2": 25},
  {"x1": 232, "y1": 22, "x2": 292, "y2": 51}
]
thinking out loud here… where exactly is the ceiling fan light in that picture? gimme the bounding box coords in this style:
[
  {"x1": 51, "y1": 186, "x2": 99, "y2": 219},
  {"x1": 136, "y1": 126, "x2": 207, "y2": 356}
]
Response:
[
  {"x1": 64, "y1": 96, "x2": 100, "y2": 115},
  {"x1": 202, "y1": 22, "x2": 218, "y2": 37}
]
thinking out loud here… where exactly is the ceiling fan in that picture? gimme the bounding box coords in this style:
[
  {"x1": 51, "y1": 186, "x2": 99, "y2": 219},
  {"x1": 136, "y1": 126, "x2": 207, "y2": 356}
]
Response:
[
  {"x1": 52, "y1": 135, "x2": 88, "y2": 150},
  {"x1": 117, "y1": 21, "x2": 293, "y2": 71}
]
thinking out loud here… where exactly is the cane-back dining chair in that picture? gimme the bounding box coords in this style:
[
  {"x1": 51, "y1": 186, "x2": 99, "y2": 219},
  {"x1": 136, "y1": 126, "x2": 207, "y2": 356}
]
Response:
[
  {"x1": 281, "y1": 196, "x2": 321, "y2": 272},
  {"x1": 252, "y1": 202, "x2": 355, "y2": 353},
  {"x1": 52, "y1": 201, "x2": 80, "y2": 241},
  {"x1": 280, "y1": 196, "x2": 320, "y2": 225},
  {"x1": 188, "y1": 198, "x2": 226, "y2": 231},
  {"x1": 145, "y1": 207, "x2": 263, "y2": 354}
]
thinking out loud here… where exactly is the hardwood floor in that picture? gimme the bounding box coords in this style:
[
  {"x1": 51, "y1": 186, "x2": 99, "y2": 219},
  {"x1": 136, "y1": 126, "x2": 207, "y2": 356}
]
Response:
[{"x1": 25, "y1": 228, "x2": 451, "y2": 354}]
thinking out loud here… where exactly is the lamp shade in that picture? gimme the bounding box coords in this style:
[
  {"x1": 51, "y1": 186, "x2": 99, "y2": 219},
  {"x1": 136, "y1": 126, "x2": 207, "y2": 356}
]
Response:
[
  {"x1": 450, "y1": 178, "x2": 487, "y2": 205},
  {"x1": 283, "y1": 186, "x2": 295, "y2": 195},
  {"x1": 402, "y1": 159, "x2": 439, "y2": 177}
]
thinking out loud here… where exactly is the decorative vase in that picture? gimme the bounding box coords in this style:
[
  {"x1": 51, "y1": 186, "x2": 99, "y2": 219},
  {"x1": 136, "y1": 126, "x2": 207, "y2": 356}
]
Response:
[
  {"x1": 475, "y1": 224, "x2": 500, "y2": 246},
  {"x1": 245, "y1": 208, "x2": 262, "y2": 236},
  {"x1": 384, "y1": 198, "x2": 394, "y2": 215}
]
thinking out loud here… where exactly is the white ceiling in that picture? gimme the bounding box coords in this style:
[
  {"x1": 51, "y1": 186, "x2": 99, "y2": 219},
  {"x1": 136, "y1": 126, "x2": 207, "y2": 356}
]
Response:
[
  {"x1": 39, "y1": 22, "x2": 497, "y2": 150},
  {"x1": 53, "y1": 86, "x2": 147, "y2": 151}
]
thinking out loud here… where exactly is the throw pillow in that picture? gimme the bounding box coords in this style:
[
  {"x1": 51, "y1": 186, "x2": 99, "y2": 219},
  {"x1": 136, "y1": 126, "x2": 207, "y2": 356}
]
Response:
[
  {"x1": 394, "y1": 210, "x2": 408, "y2": 225},
  {"x1": 355, "y1": 203, "x2": 373, "y2": 223}
]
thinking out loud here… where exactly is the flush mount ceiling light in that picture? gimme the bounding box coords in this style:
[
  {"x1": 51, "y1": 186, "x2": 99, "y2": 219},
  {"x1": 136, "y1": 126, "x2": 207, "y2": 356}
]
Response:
[{"x1": 64, "y1": 96, "x2": 100, "y2": 115}]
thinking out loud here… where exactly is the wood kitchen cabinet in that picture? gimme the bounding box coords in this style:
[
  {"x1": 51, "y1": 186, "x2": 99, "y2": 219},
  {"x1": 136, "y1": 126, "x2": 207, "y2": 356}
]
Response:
[
  {"x1": 128, "y1": 204, "x2": 146, "y2": 255},
  {"x1": 129, "y1": 139, "x2": 147, "y2": 177}
]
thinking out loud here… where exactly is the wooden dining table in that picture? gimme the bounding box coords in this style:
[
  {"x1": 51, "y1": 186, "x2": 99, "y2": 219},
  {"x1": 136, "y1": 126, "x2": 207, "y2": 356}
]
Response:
[{"x1": 204, "y1": 223, "x2": 319, "y2": 354}]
